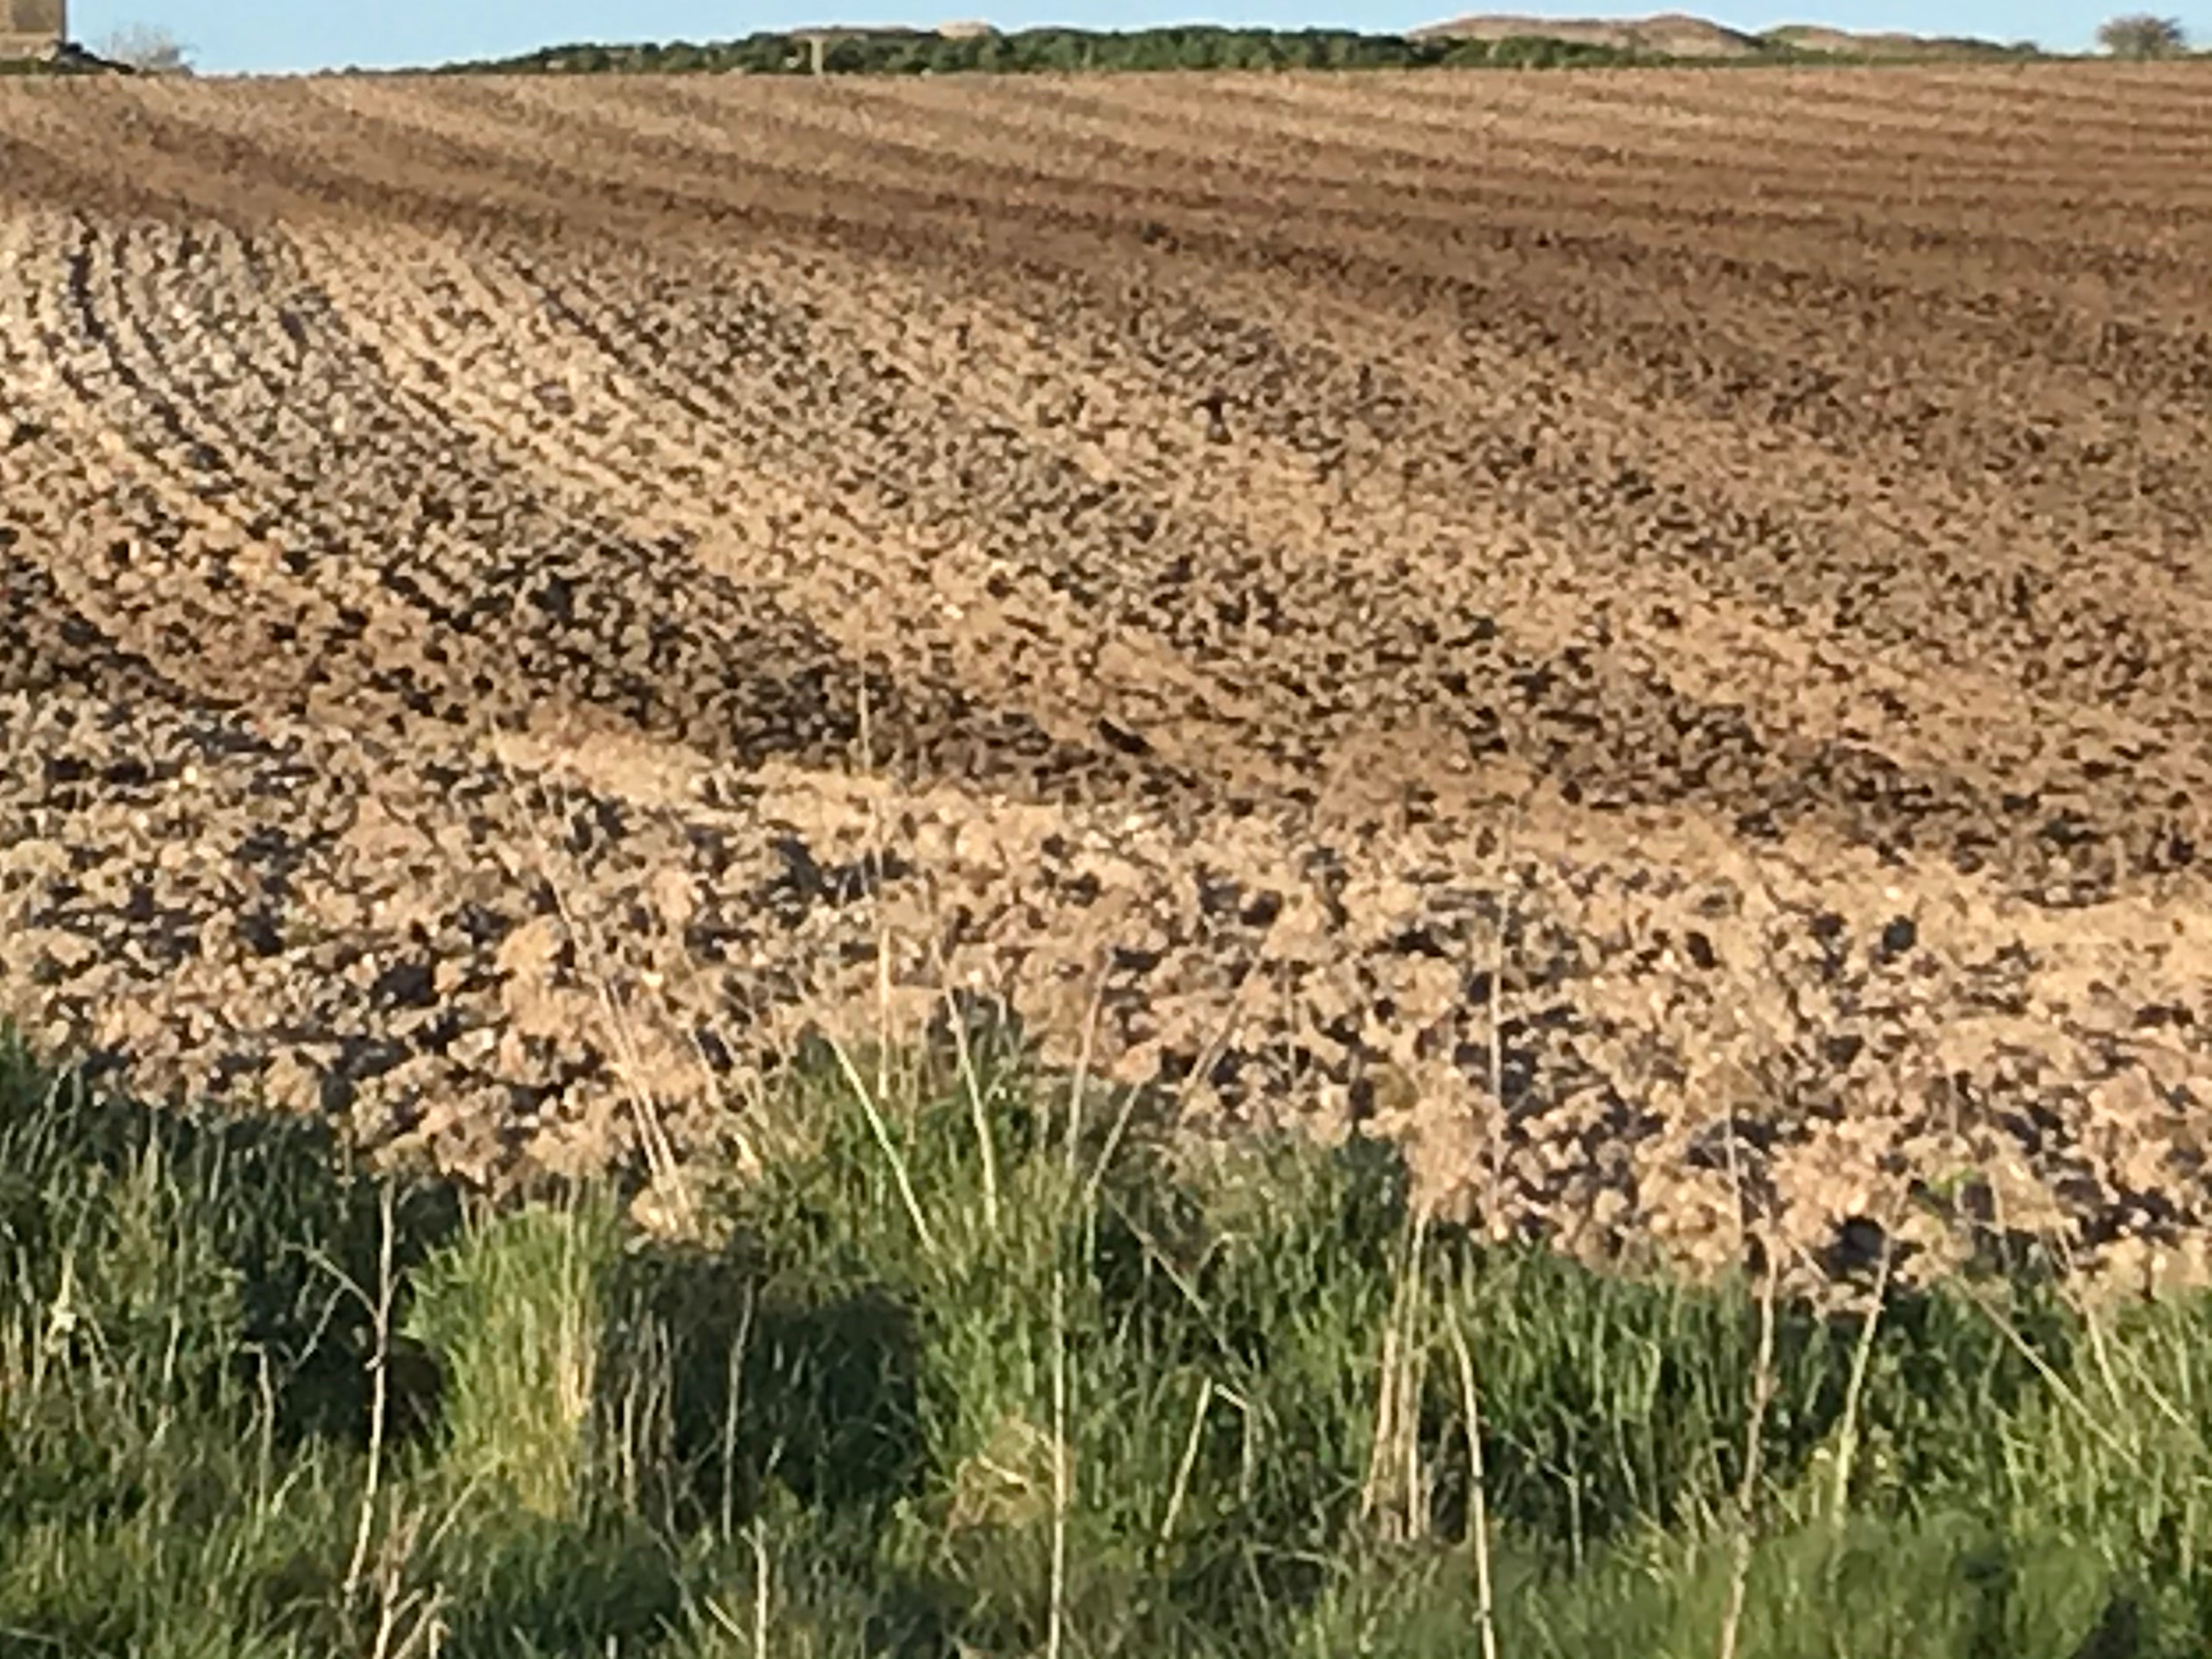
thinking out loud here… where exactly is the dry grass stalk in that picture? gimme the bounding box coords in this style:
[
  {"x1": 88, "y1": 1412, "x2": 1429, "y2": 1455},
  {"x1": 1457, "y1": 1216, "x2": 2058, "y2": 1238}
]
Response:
[
  {"x1": 1828, "y1": 1233, "x2": 1894, "y2": 1524},
  {"x1": 1717, "y1": 1246, "x2": 1780, "y2": 1659},
  {"x1": 1362, "y1": 1205, "x2": 1432, "y2": 1541},
  {"x1": 345, "y1": 1184, "x2": 397, "y2": 1602},
  {"x1": 1447, "y1": 1313, "x2": 1502, "y2": 1659},
  {"x1": 1048, "y1": 1255, "x2": 1071, "y2": 1659}
]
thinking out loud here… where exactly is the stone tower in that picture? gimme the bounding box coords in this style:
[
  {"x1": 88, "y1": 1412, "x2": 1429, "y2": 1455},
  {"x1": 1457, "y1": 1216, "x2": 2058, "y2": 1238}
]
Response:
[{"x1": 0, "y1": 0, "x2": 65, "y2": 60}]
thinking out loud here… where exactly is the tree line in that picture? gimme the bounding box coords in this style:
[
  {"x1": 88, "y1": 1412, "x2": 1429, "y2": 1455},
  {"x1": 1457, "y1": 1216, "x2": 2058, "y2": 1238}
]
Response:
[{"x1": 426, "y1": 26, "x2": 1868, "y2": 78}]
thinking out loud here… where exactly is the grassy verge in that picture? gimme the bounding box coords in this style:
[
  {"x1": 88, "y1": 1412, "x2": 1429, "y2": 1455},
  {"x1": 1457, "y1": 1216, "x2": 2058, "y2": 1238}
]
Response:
[{"x1": 3, "y1": 1015, "x2": 2210, "y2": 1657}]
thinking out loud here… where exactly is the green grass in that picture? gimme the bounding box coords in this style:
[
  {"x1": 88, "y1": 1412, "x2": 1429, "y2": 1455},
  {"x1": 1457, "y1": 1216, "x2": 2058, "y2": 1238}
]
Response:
[{"x1": 4, "y1": 1015, "x2": 2212, "y2": 1657}]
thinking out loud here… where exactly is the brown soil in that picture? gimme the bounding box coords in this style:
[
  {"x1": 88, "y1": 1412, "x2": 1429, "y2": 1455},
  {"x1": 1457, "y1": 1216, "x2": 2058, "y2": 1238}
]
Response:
[{"x1": 5, "y1": 65, "x2": 2212, "y2": 1290}]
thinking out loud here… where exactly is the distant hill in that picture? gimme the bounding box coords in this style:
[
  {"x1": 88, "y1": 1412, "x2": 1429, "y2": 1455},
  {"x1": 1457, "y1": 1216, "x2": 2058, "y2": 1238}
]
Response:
[
  {"x1": 1412, "y1": 11, "x2": 1760, "y2": 57},
  {"x1": 1412, "y1": 12, "x2": 2038, "y2": 61},
  {"x1": 1760, "y1": 22, "x2": 2040, "y2": 58}
]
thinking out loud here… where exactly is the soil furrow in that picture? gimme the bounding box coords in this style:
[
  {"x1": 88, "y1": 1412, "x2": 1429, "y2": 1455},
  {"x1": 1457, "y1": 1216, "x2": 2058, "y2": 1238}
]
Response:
[{"x1": 3, "y1": 65, "x2": 2210, "y2": 1293}]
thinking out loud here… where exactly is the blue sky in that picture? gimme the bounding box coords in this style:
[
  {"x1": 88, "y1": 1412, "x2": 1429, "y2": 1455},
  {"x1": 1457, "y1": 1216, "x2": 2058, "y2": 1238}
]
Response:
[{"x1": 65, "y1": 0, "x2": 2189, "y2": 75}]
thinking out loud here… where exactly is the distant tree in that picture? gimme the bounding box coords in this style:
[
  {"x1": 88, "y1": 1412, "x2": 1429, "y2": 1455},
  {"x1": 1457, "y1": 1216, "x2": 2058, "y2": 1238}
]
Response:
[
  {"x1": 96, "y1": 22, "x2": 194, "y2": 73},
  {"x1": 2095, "y1": 13, "x2": 2187, "y2": 56}
]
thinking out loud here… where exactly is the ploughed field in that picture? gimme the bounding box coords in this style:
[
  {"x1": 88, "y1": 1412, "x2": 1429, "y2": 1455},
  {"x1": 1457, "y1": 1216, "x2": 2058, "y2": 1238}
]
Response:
[{"x1": 5, "y1": 65, "x2": 2212, "y2": 1289}]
